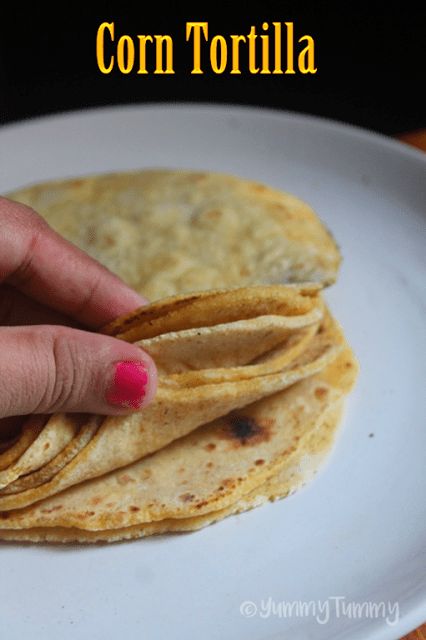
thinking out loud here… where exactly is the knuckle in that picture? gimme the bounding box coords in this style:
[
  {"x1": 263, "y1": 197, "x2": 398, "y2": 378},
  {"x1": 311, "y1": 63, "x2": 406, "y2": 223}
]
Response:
[
  {"x1": 72, "y1": 269, "x2": 104, "y2": 319},
  {"x1": 2, "y1": 223, "x2": 46, "y2": 291},
  {"x1": 8, "y1": 225, "x2": 43, "y2": 289},
  {"x1": 43, "y1": 330, "x2": 83, "y2": 412},
  {"x1": 0, "y1": 198, "x2": 46, "y2": 230},
  {"x1": 0, "y1": 201, "x2": 48, "y2": 285}
]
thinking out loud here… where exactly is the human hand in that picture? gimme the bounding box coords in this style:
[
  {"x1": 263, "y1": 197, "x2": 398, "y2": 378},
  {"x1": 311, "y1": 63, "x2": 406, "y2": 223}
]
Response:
[{"x1": 0, "y1": 197, "x2": 157, "y2": 426}]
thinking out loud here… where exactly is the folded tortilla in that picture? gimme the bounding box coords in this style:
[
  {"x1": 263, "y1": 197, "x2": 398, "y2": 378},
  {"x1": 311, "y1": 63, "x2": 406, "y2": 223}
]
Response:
[
  {"x1": 0, "y1": 403, "x2": 344, "y2": 543},
  {"x1": 0, "y1": 286, "x2": 336, "y2": 511},
  {"x1": 0, "y1": 417, "x2": 46, "y2": 471},
  {"x1": 0, "y1": 329, "x2": 357, "y2": 541},
  {"x1": 0, "y1": 417, "x2": 100, "y2": 495},
  {"x1": 0, "y1": 415, "x2": 78, "y2": 490}
]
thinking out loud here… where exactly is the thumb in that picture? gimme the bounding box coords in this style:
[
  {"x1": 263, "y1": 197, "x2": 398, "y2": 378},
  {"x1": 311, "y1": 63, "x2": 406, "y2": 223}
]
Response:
[{"x1": 0, "y1": 326, "x2": 157, "y2": 418}]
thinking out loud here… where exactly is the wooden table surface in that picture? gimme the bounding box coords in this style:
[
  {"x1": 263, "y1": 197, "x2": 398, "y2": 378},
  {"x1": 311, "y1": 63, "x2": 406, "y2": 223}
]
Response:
[
  {"x1": 397, "y1": 129, "x2": 426, "y2": 152},
  {"x1": 392, "y1": 129, "x2": 425, "y2": 640}
]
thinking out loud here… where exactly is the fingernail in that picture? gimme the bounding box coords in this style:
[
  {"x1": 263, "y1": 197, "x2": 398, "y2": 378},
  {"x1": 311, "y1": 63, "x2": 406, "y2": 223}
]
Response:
[{"x1": 106, "y1": 361, "x2": 149, "y2": 410}]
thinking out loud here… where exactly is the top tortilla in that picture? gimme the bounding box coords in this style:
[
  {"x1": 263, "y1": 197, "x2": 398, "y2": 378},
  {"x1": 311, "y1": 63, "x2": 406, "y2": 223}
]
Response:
[{"x1": 7, "y1": 170, "x2": 341, "y2": 299}]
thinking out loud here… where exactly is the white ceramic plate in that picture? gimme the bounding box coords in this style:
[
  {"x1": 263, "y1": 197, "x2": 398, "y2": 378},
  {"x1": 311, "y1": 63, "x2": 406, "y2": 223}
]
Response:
[{"x1": 0, "y1": 105, "x2": 425, "y2": 640}]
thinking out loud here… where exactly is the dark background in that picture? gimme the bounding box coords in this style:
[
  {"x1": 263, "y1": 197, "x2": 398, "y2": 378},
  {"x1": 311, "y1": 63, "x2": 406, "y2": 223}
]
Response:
[{"x1": 0, "y1": 1, "x2": 425, "y2": 134}]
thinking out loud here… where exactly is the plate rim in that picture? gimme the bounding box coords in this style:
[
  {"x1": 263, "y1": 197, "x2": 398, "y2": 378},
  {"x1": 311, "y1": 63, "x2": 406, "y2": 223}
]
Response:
[{"x1": 0, "y1": 100, "x2": 425, "y2": 167}]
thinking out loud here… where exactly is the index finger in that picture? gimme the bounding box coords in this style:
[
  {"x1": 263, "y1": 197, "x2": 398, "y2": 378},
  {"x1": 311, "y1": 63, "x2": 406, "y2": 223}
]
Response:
[{"x1": 0, "y1": 197, "x2": 148, "y2": 327}]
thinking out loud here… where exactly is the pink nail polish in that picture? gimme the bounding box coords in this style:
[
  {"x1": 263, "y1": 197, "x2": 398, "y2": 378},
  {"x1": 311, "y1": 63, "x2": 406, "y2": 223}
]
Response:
[{"x1": 107, "y1": 361, "x2": 149, "y2": 409}]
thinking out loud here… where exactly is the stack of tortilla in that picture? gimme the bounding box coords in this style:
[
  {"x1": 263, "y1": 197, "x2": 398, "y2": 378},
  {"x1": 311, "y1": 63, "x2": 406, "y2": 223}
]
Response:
[{"x1": 0, "y1": 170, "x2": 357, "y2": 543}]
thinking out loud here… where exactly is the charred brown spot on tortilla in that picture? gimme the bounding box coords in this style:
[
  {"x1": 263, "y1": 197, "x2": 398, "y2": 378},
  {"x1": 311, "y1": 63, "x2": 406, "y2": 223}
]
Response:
[
  {"x1": 75, "y1": 511, "x2": 95, "y2": 520},
  {"x1": 90, "y1": 496, "x2": 103, "y2": 506},
  {"x1": 255, "y1": 459, "x2": 265, "y2": 466},
  {"x1": 103, "y1": 235, "x2": 115, "y2": 247},
  {"x1": 117, "y1": 474, "x2": 136, "y2": 485},
  {"x1": 40, "y1": 505, "x2": 63, "y2": 514},
  {"x1": 280, "y1": 446, "x2": 296, "y2": 457},
  {"x1": 129, "y1": 506, "x2": 140, "y2": 512},
  {"x1": 251, "y1": 183, "x2": 267, "y2": 193},
  {"x1": 177, "y1": 466, "x2": 186, "y2": 474},
  {"x1": 219, "y1": 413, "x2": 273, "y2": 446},
  {"x1": 70, "y1": 179, "x2": 85, "y2": 188},
  {"x1": 179, "y1": 492, "x2": 195, "y2": 503},
  {"x1": 43, "y1": 442, "x2": 50, "y2": 450},
  {"x1": 195, "y1": 500, "x2": 209, "y2": 509},
  {"x1": 195, "y1": 209, "x2": 222, "y2": 223},
  {"x1": 204, "y1": 443, "x2": 216, "y2": 452},
  {"x1": 213, "y1": 480, "x2": 239, "y2": 496},
  {"x1": 314, "y1": 387, "x2": 329, "y2": 399},
  {"x1": 206, "y1": 461, "x2": 214, "y2": 469}
]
